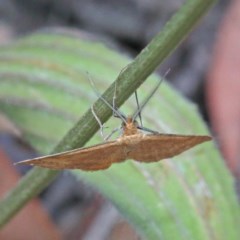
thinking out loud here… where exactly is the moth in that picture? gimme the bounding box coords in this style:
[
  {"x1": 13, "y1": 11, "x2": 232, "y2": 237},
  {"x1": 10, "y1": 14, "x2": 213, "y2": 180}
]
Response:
[{"x1": 16, "y1": 79, "x2": 211, "y2": 171}]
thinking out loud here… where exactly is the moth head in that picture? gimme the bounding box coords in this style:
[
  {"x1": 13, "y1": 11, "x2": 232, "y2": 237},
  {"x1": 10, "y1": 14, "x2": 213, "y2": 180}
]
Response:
[{"x1": 121, "y1": 117, "x2": 139, "y2": 136}]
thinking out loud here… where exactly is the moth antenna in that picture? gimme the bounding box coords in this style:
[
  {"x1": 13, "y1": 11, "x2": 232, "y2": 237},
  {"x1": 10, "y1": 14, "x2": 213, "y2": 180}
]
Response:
[
  {"x1": 113, "y1": 80, "x2": 117, "y2": 112},
  {"x1": 86, "y1": 72, "x2": 127, "y2": 123},
  {"x1": 111, "y1": 65, "x2": 131, "y2": 119},
  {"x1": 112, "y1": 65, "x2": 129, "y2": 111},
  {"x1": 132, "y1": 69, "x2": 170, "y2": 121},
  {"x1": 111, "y1": 80, "x2": 125, "y2": 119},
  {"x1": 134, "y1": 91, "x2": 143, "y2": 127}
]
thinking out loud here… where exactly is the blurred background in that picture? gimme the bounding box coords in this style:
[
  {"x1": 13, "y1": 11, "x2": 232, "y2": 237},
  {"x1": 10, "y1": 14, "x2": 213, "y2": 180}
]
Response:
[{"x1": 0, "y1": 0, "x2": 239, "y2": 239}]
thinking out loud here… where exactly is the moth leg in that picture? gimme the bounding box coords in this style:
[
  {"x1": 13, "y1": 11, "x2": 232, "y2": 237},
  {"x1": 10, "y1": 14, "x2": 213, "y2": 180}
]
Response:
[
  {"x1": 134, "y1": 91, "x2": 143, "y2": 128},
  {"x1": 137, "y1": 126, "x2": 159, "y2": 134},
  {"x1": 104, "y1": 126, "x2": 122, "y2": 141},
  {"x1": 91, "y1": 105, "x2": 105, "y2": 139},
  {"x1": 132, "y1": 69, "x2": 170, "y2": 122}
]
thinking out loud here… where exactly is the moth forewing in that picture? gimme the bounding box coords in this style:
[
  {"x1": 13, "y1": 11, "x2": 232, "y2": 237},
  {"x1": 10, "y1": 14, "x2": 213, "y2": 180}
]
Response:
[
  {"x1": 17, "y1": 140, "x2": 126, "y2": 171},
  {"x1": 127, "y1": 134, "x2": 211, "y2": 162}
]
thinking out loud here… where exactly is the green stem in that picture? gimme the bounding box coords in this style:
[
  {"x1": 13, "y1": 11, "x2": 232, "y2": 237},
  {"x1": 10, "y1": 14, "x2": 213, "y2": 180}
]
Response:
[{"x1": 0, "y1": 0, "x2": 216, "y2": 228}]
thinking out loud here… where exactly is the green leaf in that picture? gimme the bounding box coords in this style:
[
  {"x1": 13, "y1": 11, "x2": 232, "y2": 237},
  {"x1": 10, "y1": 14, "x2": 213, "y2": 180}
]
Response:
[{"x1": 1, "y1": 0, "x2": 240, "y2": 239}]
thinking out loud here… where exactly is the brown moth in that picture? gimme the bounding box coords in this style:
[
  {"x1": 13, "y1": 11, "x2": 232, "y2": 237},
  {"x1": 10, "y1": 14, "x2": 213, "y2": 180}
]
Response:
[{"x1": 16, "y1": 80, "x2": 211, "y2": 171}]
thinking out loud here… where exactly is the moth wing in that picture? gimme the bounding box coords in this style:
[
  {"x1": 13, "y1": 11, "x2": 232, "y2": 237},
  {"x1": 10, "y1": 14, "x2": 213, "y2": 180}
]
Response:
[
  {"x1": 17, "y1": 140, "x2": 125, "y2": 171},
  {"x1": 128, "y1": 134, "x2": 211, "y2": 162}
]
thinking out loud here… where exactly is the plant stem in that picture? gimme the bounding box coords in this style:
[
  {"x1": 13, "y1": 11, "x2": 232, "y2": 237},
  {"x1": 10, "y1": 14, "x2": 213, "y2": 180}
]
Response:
[{"x1": 0, "y1": 0, "x2": 216, "y2": 228}]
